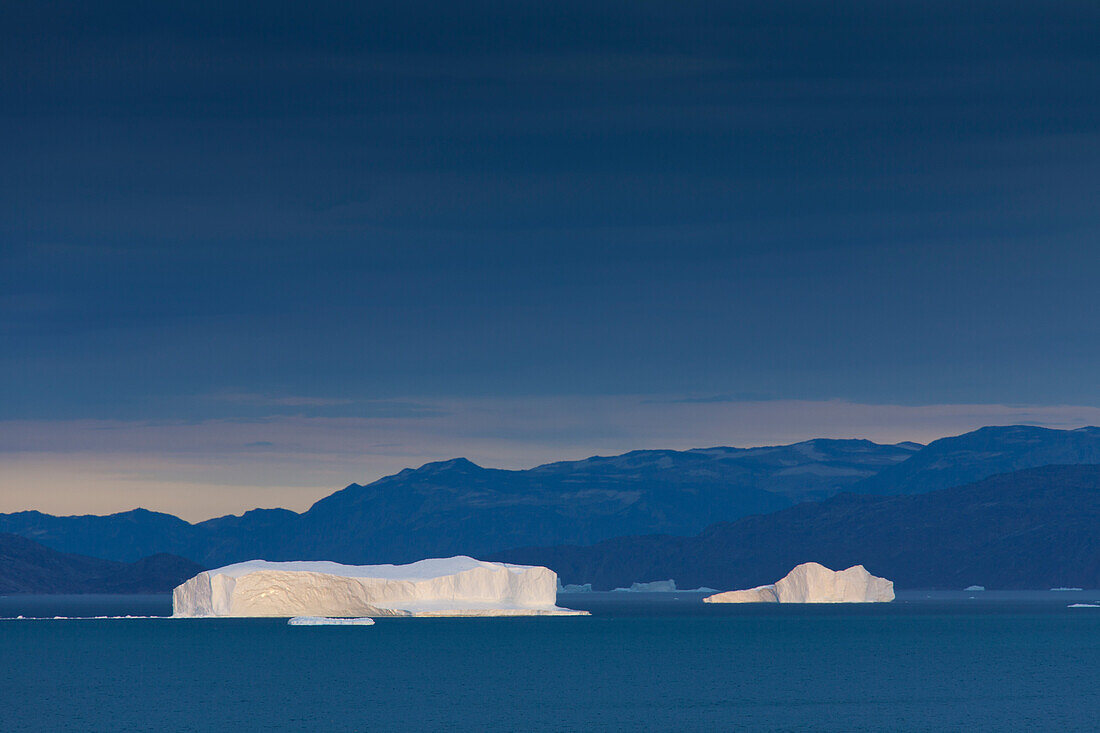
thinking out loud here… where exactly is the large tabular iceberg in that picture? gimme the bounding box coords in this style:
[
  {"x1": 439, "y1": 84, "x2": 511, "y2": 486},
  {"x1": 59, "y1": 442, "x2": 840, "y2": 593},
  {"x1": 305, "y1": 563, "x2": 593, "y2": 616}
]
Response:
[
  {"x1": 173, "y1": 556, "x2": 587, "y2": 617},
  {"x1": 703, "y1": 562, "x2": 894, "y2": 604}
]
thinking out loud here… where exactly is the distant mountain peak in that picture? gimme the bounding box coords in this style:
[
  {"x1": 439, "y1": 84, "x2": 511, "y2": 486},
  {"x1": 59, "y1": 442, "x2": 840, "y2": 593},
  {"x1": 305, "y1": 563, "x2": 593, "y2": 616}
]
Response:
[
  {"x1": 854, "y1": 424, "x2": 1100, "y2": 495},
  {"x1": 414, "y1": 457, "x2": 483, "y2": 473},
  {"x1": 240, "y1": 507, "x2": 299, "y2": 518}
]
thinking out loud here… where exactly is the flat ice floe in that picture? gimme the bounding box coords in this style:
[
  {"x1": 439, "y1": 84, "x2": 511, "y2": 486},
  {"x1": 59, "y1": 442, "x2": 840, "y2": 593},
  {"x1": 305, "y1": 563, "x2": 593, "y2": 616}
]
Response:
[
  {"x1": 173, "y1": 556, "x2": 588, "y2": 618},
  {"x1": 0, "y1": 616, "x2": 171, "y2": 621},
  {"x1": 703, "y1": 562, "x2": 894, "y2": 604},
  {"x1": 288, "y1": 616, "x2": 375, "y2": 625}
]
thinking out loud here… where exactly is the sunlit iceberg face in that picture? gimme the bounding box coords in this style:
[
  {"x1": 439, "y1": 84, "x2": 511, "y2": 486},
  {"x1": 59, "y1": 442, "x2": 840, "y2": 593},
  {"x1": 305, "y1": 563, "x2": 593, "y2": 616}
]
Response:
[
  {"x1": 703, "y1": 562, "x2": 894, "y2": 604},
  {"x1": 173, "y1": 556, "x2": 588, "y2": 618}
]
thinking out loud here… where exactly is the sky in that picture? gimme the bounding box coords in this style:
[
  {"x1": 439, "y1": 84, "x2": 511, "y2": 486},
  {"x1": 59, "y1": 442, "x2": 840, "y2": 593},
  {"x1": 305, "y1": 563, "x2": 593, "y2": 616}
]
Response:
[{"x1": 2, "y1": 1, "x2": 1100, "y2": 519}]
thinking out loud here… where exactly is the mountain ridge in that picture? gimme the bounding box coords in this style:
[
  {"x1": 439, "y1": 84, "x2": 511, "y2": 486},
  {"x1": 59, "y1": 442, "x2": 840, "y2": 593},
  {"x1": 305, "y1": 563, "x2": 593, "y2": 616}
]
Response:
[
  {"x1": 853, "y1": 425, "x2": 1100, "y2": 495},
  {"x1": 0, "y1": 437, "x2": 920, "y2": 566},
  {"x1": 490, "y1": 464, "x2": 1100, "y2": 590},
  {"x1": 2, "y1": 426, "x2": 1099, "y2": 575},
  {"x1": 0, "y1": 533, "x2": 205, "y2": 594}
]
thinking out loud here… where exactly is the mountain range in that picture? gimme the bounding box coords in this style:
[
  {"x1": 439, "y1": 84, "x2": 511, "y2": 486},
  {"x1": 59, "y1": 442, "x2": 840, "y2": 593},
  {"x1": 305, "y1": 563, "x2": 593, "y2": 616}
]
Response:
[
  {"x1": 493, "y1": 464, "x2": 1100, "y2": 591},
  {"x1": 855, "y1": 425, "x2": 1100, "y2": 494},
  {"x1": 0, "y1": 534, "x2": 204, "y2": 594},
  {"x1": 0, "y1": 437, "x2": 921, "y2": 566},
  {"x1": 1, "y1": 424, "x2": 1099, "y2": 590}
]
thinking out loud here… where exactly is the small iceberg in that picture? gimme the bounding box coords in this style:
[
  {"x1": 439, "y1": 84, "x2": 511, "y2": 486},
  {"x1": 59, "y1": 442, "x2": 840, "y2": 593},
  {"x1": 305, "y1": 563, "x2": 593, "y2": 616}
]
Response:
[
  {"x1": 288, "y1": 617, "x2": 375, "y2": 626},
  {"x1": 1051, "y1": 587, "x2": 1084, "y2": 592},
  {"x1": 704, "y1": 562, "x2": 894, "y2": 604},
  {"x1": 1067, "y1": 604, "x2": 1099, "y2": 608},
  {"x1": 964, "y1": 585, "x2": 985, "y2": 591}
]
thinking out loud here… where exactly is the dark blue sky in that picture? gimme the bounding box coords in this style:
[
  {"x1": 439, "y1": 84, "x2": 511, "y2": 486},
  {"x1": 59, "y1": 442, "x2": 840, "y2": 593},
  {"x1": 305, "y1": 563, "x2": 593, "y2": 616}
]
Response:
[{"x1": 2, "y1": 1, "x2": 1100, "y2": 516}]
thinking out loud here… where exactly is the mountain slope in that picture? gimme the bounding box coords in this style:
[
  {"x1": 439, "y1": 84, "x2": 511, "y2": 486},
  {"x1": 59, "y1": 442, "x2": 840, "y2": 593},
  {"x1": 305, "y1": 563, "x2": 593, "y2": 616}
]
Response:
[
  {"x1": 853, "y1": 425, "x2": 1100, "y2": 495},
  {"x1": 491, "y1": 465, "x2": 1100, "y2": 590},
  {"x1": 283, "y1": 440, "x2": 916, "y2": 565},
  {"x1": 4, "y1": 426, "x2": 1099, "y2": 573},
  {"x1": 0, "y1": 508, "x2": 201, "y2": 564},
  {"x1": 0, "y1": 439, "x2": 917, "y2": 566},
  {"x1": 0, "y1": 534, "x2": 205, "y2": 594}
]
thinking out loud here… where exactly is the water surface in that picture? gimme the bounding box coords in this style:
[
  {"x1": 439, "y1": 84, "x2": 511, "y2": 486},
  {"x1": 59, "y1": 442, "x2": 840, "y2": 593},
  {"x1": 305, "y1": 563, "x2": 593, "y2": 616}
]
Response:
[{"x1": 1, "y1": 593, "x2": 1098, "y2": 731}]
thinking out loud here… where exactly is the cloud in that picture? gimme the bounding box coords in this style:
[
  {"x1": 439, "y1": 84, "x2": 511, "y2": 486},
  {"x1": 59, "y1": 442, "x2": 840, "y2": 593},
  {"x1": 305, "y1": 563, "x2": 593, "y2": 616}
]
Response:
[
  {"x1": 198, "y1": 393, "x2": 448, "y2": 419},
  {"x1": 641, "y1": 393, "x2": 776, "y2": 404},
  {"x1": 206, "y1": 392, "x2": 355, "y2": 407}
]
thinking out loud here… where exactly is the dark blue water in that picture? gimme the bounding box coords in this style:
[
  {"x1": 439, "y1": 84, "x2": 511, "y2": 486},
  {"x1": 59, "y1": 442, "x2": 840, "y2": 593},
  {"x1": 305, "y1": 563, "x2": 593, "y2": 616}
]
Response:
[{"x1": 2, "y1": 593, "x2": 1099, "y2": 732}]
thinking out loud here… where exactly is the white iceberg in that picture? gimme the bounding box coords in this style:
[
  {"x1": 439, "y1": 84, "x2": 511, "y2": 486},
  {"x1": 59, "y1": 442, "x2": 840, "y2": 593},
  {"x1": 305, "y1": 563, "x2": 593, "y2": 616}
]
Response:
[
  {"x1": 288, "y1": 616, "x2": 375, "y2": 625},
  {"x1": 612, "y1": 579, "x2": 677, "y2": 592},
  {"x1": 173, "y1": 556, "x2": 587, "y2": 618},
  {"x1": 0, "y1": 616, "x2": 168, "y2": 621},
  {"x1": 703, "y1": 562, "x2": 895, "y2": 604},
  {"x1": 1067, "y1": 604, "x2": 1099, "y2": 608},
  {"x1": 965, "y1": 585, "x2": 985, "y2": 591},
  {"x1": 1050, "y1": 587, "x2": 1084, "y2": 592}
]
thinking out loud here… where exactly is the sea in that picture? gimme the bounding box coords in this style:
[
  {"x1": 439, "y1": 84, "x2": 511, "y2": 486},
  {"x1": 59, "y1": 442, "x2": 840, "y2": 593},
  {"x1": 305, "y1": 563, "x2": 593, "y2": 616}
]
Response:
[{"x1": 1, "y1": 591, "x2": 1098, "y2": 732}]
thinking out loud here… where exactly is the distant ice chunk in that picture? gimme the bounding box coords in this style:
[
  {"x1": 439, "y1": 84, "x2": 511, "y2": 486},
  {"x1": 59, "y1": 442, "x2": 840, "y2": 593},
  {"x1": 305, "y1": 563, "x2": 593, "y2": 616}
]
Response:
[
  {"x1": 965, "y1": 585, "x2": 985, "y2": 591},
  {"x1": 558, "y1": 583, "x2": 593, "y2": 593},
  {"x1": 703, "y1": 562, "x2": 894, "y2": 604},
  {"x1": 1051, "y1": 587, "x2": 1084, "y2": 592},
  {"x1": 288, "y1": 616, "x2": 375, "y2": 626},
  {"x1": 1067, "y1": 603, "x2": 1099, "y2": 608},
  {"x1": 172, "y1": 556, "x2": 588, "y2": 618},
  {"x1": 612, "y1": 580, "x2": 677, "y2": 592},
  {"x1": 1, "y1": 616, "x2": 166, "y2": 621}
]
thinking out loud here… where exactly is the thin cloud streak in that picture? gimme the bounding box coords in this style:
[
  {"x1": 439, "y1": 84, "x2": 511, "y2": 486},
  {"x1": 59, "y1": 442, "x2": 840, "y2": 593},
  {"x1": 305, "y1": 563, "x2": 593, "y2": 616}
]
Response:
[
  {"x1": 207, "y1": 392, "x2": 357, "y2": 407},
  {"x1": 2, "y1": 397, "x2": 1100, "y2": 520}
]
